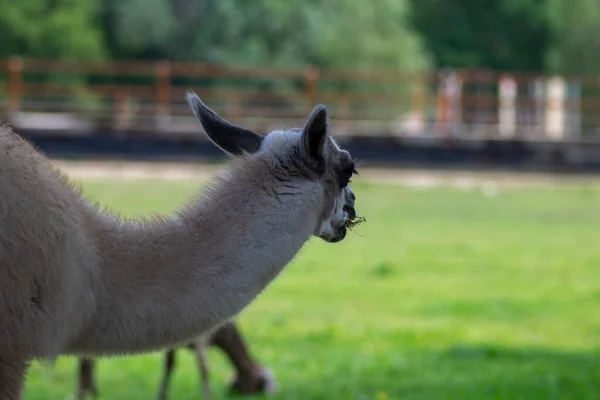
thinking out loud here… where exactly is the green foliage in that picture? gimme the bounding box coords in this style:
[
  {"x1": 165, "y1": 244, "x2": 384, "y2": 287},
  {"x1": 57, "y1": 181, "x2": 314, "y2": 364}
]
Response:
[
  {"x1": 0, "y1": 0, "x2": 106, "y2": 59},
  {"x1": 99, "y1": 0, "x2": 429, "y2": 70},
  {"x1": 172, "y1": 0, "x2": 319, "y2": 66},
  {"x1": 110, "y1": 0, "x2": 177, "y2": 56},
  {"x1": 21, "y1": 177, "x2": 600, "y2": 399},
  {"x1": 2, "y1": 0, "x2": 599, "y2": 79},
  {"x1": 545, "y1": 0, "x2": 600, "y2": 75},
  {"x1": 407, "y1": 0, "x2": 551, "y2": 71},
  {"x1": 314, "y1": 0, "x2": 430, "y2": 71}
]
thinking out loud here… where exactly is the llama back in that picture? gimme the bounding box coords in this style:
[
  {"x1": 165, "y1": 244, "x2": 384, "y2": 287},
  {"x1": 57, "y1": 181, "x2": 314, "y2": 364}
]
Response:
[{"x1": 0, "y1": 127, "x2": 99, "y2": 359}]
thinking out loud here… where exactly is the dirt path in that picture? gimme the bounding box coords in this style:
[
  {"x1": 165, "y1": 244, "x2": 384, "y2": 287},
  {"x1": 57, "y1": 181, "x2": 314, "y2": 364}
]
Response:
[{"x1": 53, "y1": 159, "x2": 600, "y2": 190}]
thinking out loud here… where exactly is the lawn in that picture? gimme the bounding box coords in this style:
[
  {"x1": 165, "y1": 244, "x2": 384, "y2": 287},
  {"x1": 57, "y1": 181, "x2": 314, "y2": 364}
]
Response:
[{"x1": 22, "y1": 175, "x2": 600, "y2": 400}]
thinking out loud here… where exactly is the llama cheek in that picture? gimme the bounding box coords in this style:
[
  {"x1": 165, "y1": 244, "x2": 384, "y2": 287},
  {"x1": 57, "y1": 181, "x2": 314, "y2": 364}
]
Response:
[
  {"x1": 315, "y1": 219, "x2": 335, "y2": 238},
  {"x1": 330, "y1": 196, "x2": 347, "y2": 225}
]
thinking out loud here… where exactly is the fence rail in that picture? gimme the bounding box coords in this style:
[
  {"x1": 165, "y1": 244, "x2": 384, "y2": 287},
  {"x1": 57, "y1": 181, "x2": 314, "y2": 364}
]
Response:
[{"x1": 2, "y1": 57, "x2": 600, "y2": 143}]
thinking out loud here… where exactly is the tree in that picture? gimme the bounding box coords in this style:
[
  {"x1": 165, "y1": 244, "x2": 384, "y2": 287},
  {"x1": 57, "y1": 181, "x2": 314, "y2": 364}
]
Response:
[
  {"x1": 545, "y1": 0, "x2": 600, "y2": 75},
  {"x1": 100, "y1": 0, "x2": 430, "y2": 71},
  {"x1": 313, "y1": 0, "x2": 430, "y2": 71},
  {"x1": 408, "y1": 0, "x2": 550, "y2": 71},
  {"x1": 0, "y1": 0, "x2": 106, "y2": 59}
]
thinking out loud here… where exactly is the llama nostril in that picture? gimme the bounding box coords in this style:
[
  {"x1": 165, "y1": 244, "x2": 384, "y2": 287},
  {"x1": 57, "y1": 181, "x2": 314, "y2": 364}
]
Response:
[{"x1": 343, "y1": 205, "x2": 356, "y2": 219}]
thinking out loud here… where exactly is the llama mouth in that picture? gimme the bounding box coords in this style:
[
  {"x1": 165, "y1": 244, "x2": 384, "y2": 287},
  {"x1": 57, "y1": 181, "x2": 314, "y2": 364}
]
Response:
[
  {"x1": 343, "y1": 204, "x2": 365, "y2": 232},
  {"x1": 329, "y1": 226, "x2": 347, "y2": 243}
]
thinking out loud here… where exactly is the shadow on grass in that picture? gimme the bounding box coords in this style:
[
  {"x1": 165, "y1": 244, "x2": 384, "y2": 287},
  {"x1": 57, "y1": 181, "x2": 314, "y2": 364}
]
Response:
[{"x1": 277, "y1": 344, "x2": 600, "y2": 400}]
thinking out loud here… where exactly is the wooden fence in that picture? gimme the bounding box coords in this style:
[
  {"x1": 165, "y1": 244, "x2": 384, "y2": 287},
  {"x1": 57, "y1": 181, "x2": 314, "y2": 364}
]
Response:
[{"x1": 2, "y1": 57, "x2": 600, "y2": 142}]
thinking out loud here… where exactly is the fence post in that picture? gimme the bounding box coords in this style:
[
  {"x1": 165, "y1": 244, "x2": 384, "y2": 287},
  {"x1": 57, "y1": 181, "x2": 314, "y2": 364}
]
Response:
[
  {"x1": 155, "y1": 60, "x2": 171, "y2": 128},
  {"x1": 304, "y1": 66, "x2": 319, "y2": 114},
  {"x1": 566, "y1": 80, "x2": 581, "y2": 140},
  {"x1": 546, "y1": 76, "x2": 565, "y2": 141},
  {"x1": 434, "y1": 69, "x2": 451, "y2": 135},
  {"x1": 7, "y1": 56, "x2": 23, "y2": 114},
  {"x1": 409, "y1": 78, "x2": 426, "y2": 134},
  {"x1": 449, "y1": 71, "x2": 463, "y2": 131},
  {"x1": 114, "y1": 90, "x2": 132, "y2": 130},
  {"x1": 498, "y1": 74, "x2": 517, "y2": 139}
]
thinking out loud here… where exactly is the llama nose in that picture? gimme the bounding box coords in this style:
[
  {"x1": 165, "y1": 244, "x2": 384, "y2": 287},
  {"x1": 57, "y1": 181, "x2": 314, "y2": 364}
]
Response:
[
  {"x1": 345, "y1": 189, "x2": 356, "y2": 207},
  {"x1": 343, "y1": 204, "x2": 356, "y2": 219}
]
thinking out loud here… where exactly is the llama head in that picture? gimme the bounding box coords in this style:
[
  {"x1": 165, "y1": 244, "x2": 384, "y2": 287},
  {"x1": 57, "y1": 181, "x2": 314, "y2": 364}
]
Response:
[{"x1": 185, "y1": 91, "x2": 358, "y2": 243}]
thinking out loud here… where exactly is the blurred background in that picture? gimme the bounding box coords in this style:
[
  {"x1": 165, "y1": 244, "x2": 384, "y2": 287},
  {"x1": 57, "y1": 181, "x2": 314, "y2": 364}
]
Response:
[
  {"x1": 9, "y1": 0, "x2": 600, "y2": 399},
  {"x1": 3, "y1": 0, "x2": 600, "y2": 165}
]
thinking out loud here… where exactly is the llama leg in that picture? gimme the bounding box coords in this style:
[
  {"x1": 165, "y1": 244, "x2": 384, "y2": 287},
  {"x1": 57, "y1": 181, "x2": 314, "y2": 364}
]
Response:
[
  {"x1": 0, "y1": 358, "x2": 27, "y2": 400},
  {"x1": 157, "y1": 350, "x2": 176, "y2": 400},
  {"x1": 77, "y1": 358, "x2": 98, "y2": 399},
  {"x1": 210, "y1": 323, "x2": 277, "y2": 394},
  {"x1": 192, "y1": 339, "x2": 211, "y2": 400}
]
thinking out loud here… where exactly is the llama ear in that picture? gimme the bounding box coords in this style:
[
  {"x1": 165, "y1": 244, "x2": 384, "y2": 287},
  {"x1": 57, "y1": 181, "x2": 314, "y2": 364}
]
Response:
[
  {"x1": 186, "y1": 91, "x2": 263, "y2": 156},
  {"x1": 302, "y1": 104, "x2": 328, "y2": 165}
]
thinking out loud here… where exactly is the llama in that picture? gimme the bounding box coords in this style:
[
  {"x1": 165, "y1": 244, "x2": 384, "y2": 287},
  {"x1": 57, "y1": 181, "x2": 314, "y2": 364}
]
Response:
[
  {"x1": 0, "y1": 91, "x2": 358, "y2": 399},
  {"x1": 76, "y1": 321, "x2": 276, "y2": 399}
]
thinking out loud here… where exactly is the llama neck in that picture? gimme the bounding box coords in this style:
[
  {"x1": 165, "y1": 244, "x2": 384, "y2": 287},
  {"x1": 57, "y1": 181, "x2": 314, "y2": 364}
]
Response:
[{"x1": 68, "y1": 165, "x2": 319, "y2": 356}]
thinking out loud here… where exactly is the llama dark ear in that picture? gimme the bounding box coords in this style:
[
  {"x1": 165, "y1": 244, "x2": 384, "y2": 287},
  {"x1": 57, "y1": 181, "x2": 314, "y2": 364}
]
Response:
[
  {"x1": 186, "y1": 91, "x2": 263, "y2": 156},
  {"x1": 302, "y1": 104, "x2": 328, "y2": 167}
]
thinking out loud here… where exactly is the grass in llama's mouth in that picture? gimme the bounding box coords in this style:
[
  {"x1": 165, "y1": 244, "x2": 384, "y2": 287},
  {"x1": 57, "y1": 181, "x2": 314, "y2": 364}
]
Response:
[{"x1": 345, "y1": 215, "x2": 366, "y2": 230}]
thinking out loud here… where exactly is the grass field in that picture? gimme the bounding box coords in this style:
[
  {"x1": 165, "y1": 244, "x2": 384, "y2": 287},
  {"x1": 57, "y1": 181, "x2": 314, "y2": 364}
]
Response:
[{"x1": 22, "y1": 172, "x2": 600, "y2": 400}]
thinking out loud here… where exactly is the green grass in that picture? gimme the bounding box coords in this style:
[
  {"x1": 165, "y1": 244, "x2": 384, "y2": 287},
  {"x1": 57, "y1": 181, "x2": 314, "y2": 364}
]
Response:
[{"x1": 23, "y1": 178, "x2": 600, "y2": 400}]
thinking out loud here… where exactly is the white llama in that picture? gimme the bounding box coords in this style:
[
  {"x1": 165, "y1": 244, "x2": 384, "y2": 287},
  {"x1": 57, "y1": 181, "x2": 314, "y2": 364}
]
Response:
[{"x1": 0, "y1": 91, "x2": 358, "y2": 399}]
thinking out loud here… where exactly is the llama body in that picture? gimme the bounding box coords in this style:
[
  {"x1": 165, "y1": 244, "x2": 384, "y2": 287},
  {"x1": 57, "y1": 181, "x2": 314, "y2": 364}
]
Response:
[{"x1": 0, "y1": 92, "x2": 358, "y2": 399}]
